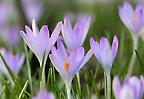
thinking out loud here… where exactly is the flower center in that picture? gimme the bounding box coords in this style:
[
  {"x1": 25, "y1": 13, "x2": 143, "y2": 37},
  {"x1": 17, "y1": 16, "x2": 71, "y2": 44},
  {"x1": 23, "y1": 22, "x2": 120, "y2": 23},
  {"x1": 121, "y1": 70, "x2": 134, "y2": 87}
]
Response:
[{"x1": 63, "y1": 59, "x2": 69, "y2": 71}]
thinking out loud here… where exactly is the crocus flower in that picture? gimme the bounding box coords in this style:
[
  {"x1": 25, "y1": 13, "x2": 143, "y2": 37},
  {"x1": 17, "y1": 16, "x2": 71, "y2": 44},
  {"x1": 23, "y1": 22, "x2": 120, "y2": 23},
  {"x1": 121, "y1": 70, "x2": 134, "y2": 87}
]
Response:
[
  {"x1": 0, "y1": 48, "x2": 25, "y2": 77},
  {"x1": 49, "y1": 40, "x2": 93, "y2": 85},
  {"x1": 90, "y1": 35, "x2": 118, "y2": 72},
  {"x1": 22, "y1": 0, "x2": 43, "y2": 21},
  {"x1": 119, "y1": 2, "x2": 144, "y2": 36},
  {"x1": 0, "y1": 27, "x2": 21, "y2": 47},
  {"x1": 113, "y1": 76, "x2": 144, "y2": 99},
  {"x1": 20, "y1": 19, "x2": 62, "y2": 65},
  {"x1": 32, "y1": 89, "x2": 55, "y2": 99},
  {"x1": 62, "y1": 16, "x2": 91, "y2": 52}
]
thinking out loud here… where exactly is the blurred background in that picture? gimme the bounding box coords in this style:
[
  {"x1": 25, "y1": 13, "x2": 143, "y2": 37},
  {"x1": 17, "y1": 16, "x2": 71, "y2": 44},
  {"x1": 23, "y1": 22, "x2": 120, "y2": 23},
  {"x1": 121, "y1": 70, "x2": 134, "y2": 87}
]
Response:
[{"x1": 0, "y1": 0, "x2": 144, "y2": 97}]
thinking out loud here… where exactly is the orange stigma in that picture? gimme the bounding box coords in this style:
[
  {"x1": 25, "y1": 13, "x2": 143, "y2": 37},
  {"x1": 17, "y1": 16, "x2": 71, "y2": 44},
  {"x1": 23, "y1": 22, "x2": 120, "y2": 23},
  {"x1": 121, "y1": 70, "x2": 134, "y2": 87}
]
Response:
[{"x1": 63, "y1": 60, "x2": 69, "y2": 71}]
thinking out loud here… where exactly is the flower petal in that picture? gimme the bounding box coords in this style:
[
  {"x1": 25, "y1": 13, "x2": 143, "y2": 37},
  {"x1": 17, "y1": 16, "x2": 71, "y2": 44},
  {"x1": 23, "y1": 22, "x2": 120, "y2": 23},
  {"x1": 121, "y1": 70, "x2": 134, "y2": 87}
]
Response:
[
  {"x1": 111, "y1": 35, "x2": 118, "y2": 59},
  {"x1": 113, "y1": 76, "x2": 121, "y2": 99},
  {"x1": 32, "y1": 19, "x2": 39, "y2": 37},
  {"x1": 79, "y1": 48, "x2": 93, "y2": 69},
  {"x1": 100, "y1": 37, "x2": 109, "y2": 50},
  {"x1": 50, "y1": 21, "x2": 62, "y2": 45},
  {"x1": 90, "y1": 37, "x2": 101, "y2": 62}
]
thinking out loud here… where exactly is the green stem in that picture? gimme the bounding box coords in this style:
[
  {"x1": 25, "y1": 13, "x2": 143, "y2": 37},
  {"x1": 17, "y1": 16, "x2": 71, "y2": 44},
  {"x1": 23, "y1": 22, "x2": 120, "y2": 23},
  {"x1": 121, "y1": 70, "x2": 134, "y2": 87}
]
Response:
[
  {"x1": 76, "y1": 73, "x2": 81, "y2": 94},
  {"x1": 40, "y1": 51, "x2": 46, "y2": 89},
  {"x1": 104, "y1": 72, "x2": 107, "y2": 99},
  {"x1": 106, "y1": 71, "x2": 111, "y2": 99},
  {"x1": 128, "y1": 36, "x2": 138, "y2": 75},
  {"x1": 24, "y1": 43, "x2": 33, "y2": 95},
  {"x1": 65, "y1": 81, "x2": 71, "y2": 99}
]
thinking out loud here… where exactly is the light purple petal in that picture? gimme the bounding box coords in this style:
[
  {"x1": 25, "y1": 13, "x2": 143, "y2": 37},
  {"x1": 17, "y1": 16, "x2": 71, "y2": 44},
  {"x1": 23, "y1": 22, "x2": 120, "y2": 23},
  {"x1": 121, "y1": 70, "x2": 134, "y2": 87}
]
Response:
[
  {"x1": 32, "y1": 19, "x2": 39, "y2": 37},
  {"x1": 113, "y1": 76, "x2": 121, "y2": 99},
  {"x1": 119, "y1": 2, "x2": 134, "y2": 33},
  {"x1": 32, "y1": 89, "x2": 55, "y2": 99},
  {"x1": 79, "y1": 48, "x2": 93, "y2": 69},
  {"x1": 57, "y1": 40, "x2": 68, "y2": 60},
  {"x1": 40, "y1": 25, "x2": 49, "y2": 38},
  {"x1": 50, "y1": 22, "x2": 62, "y2": 45},
  {"x1": 100, "y1": 47, "x2": 113, "y2": 70},
  {"x1": 90, "y1": 37, "x2": 101, "y2": 61},
  {"x1": 81, "y1": 16, "x2": 91, "y2": 45},
  {"x1": 129, "y1": 76, "x2": 142, "y2": 99},
  {"x1": 111, "y1": 35, "x2": 118, "y2": 59},
  {"x1": 62, "y1": 17, "x2": 72, "y2": 50},
  {"x1": 99, "y1": 37, "x2": 109, "y2": 49},
  {"x1": 119, "y1": 85, "x2": 135, "y2": 99}
]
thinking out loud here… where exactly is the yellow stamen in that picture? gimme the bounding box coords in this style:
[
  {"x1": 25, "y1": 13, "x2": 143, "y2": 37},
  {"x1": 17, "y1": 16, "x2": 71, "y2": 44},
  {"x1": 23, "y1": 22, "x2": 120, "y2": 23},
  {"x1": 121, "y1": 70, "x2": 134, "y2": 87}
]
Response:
[{"x1": 63, "y1": 59, "x2": 69, "y2": 71}]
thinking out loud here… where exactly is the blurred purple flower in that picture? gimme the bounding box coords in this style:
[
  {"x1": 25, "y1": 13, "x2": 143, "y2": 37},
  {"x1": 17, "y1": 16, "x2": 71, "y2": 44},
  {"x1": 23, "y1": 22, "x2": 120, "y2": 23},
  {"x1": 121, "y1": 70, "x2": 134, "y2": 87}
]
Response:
[
  {"x1": 22, "y1": 0, "x2": 43, "y2": 21},
  {"x1": 0, "y1": 48, "x2": 25, "y2": 76},
  {"x1": 32, "y1": 89, "x2": 55, "y2": 99},
  {"x1": 0, "y1": 27, "x2": 21, "y2": 47},
  {"x1": 20, "y1": 20, "x2": 62, "y2": 65},
  {"x1": 49, "y1": 40, "x2": 93, "y2": 84},
  {"x1": 119, "y1": 2, "x2": 144, "y2": 36},
  {"x1": 90, "y1": 35, "x2": 118, "y2": 71},
  {"x1": 62, "y1": 16, "x2": 91, "y2": 52},
  {"x1": 113, "y1": 76, "x2": 144, "y2": 99}
]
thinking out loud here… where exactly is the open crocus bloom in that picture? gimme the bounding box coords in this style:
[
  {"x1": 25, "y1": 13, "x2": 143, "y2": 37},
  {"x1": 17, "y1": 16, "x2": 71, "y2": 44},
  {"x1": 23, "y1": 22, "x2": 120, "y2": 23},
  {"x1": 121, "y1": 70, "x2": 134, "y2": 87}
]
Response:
[
  {"x1": 62, "y1": 16, "x2": 91, "y2": 52},
  {"x1": 119, "y1": 2, "x2": 144, "y2": 36},
  {"x1": 32, "y1": 89, "x2": 55, "y2": 99},
  {"x1": 0, "y1": 48, "x2": 25, "y2": 77},
  {"x1": 49, "y1": 40, "x2": 93, "y2": 84},
  {"x1": 20, "y1": 19, "x2": 62, "y2": 65},
  {"x1": 113, "y1": 76, "x2": 144, "y2": 99},
  {"x1": 90, "y1": 35, "x2": 118, "y2": 71}
]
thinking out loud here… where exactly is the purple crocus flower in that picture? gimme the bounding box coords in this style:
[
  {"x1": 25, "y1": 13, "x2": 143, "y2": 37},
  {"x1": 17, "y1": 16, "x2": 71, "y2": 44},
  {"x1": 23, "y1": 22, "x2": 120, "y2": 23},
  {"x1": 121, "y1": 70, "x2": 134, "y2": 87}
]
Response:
[
  {"x1": 22, "y1": 0, "x2": 43, "y2": 21},
  {"x1": 113, "y1": 76, "x2": 144, "y2": 99},
  {"x1": 32, "y1": 89, "x2": 55, "y2": 99},
  {"x1": 0, "y1": 26, "x2": 21, "y2": 47},
  {"x1": 62, "y1": 16, "x2": 91, "y2": 52},
  {"x1": 20, "y1": 19, "x2": 62, "y2": 65},
  {"x1": 90, "y1": 35, "x2": 118, "y2": 71},
  {"x1": 49, "y1": 40, "x2": 93, "y2": 84},
  {"x1": 0, "y1": 48, "x2": 25, "y2": 77},
  {"x1": 119, "y1": 2, "x2": 144, "y2": 36}
]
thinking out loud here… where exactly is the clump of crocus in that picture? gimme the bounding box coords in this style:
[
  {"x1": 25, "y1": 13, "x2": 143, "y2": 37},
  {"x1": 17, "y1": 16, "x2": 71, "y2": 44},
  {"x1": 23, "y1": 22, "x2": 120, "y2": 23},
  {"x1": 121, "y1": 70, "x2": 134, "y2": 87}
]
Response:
[
  {"x1": 49, "y1": 40, "x2": 93, "y2": 99},
  {"x1": 0, "y1": 48, "x2": 25, "y2": 77},
  {"x1": 20, "y1": 19, "x2": 62, "y2": 65},
  {"x1": 62, "y1": 16, "x2": 91, "y2": 52},
  {"x1": 32, "y1": 89, "x2": 55, "y2": 99},
  {"x1": 119, "y1": 2, "x2": 144, "y2": 75},
  {"x1": 113, "y1": 76, "x2": 144, "y2": 99},
  {"x1": 90, "y1": 35, "x2": 118, "y2": 99}
]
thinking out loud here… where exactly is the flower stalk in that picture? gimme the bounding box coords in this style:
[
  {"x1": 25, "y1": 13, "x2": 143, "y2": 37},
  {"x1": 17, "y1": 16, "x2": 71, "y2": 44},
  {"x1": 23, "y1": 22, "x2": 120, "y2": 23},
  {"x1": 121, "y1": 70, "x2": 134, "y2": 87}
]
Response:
[
  {"x1": 128, "y1": 35, "x2": 138, "y2": 75},
  {"x1": 66, "y1": 81, "x2": 71, "y2": 99},
  {"x1": 106, "y1": 70, "x2": 111, "y2": 99}
]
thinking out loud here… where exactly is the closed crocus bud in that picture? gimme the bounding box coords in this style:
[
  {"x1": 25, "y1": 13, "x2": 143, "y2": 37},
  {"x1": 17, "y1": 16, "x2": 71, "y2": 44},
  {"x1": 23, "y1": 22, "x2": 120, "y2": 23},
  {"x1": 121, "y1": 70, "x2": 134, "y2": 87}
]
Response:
[
  {"x1": 90, "y1": 35, "x2": 118, "y2": 72},
  {"x1": 32, "y1": 89, "x2": 55, "y2": 99},
  {"x1": 113, "y1": 76, "x2": 144, "y2": 99},
  {"x1": 0, "y1": 48, "x2": 25, "y2": 77},
  {"x1": 119, "y1": 1, "x2": 144, "y2": 37},
  {"x1": 20, "y1": 19, "x2": 62, "y2": 65}
]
